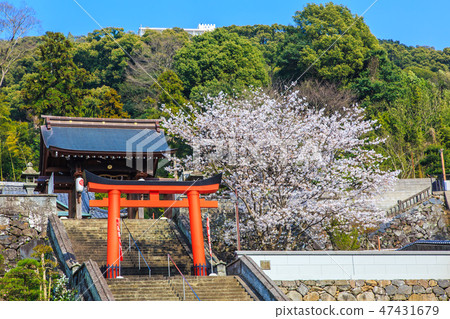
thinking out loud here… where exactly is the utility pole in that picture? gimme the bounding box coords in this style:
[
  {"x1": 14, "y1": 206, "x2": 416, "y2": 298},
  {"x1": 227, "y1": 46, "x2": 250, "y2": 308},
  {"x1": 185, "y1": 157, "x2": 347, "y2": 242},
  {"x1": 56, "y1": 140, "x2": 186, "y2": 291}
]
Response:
[
  {"x1": 235, "y1": 188, "x2": 241, "y2": 251},
  {"x1": 440, "y1": 149, "x2": 446, "y2": 181}
]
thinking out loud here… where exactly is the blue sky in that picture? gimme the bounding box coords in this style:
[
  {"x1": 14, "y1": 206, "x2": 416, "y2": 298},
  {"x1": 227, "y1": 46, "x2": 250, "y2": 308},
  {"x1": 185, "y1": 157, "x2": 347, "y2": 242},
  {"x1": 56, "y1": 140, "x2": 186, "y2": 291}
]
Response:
[{"x1": 9, "y1": 0, "x2": 450, "y2": 50}]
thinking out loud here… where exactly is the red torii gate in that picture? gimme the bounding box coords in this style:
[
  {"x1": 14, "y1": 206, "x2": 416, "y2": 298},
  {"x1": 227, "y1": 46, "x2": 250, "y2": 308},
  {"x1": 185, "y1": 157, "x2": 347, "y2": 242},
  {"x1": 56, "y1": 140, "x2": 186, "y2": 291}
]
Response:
[{"x1": 84, "y1": 171, "x2": 221, "y2": 278}]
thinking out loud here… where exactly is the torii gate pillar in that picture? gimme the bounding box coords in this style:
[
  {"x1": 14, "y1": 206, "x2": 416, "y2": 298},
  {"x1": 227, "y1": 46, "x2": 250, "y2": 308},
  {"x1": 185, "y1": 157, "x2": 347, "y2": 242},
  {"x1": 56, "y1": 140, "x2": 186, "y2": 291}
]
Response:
[
  {"x1": 106, "y1": 189, "x2": 121, "y2": 278},
  {"x1": 187, "y1": 191, "x2": 207, "y2": 275}
]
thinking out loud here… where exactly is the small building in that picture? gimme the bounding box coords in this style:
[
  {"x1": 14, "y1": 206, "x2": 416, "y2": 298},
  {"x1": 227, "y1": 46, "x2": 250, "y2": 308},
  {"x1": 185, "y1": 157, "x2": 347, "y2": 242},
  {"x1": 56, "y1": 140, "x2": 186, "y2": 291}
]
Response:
[
  {"x1": 138, "y1": 23, "x2": 216, "y2": 36},
  {"x1": 37, "y1": 115, "x2": 174, "y2": 219}
]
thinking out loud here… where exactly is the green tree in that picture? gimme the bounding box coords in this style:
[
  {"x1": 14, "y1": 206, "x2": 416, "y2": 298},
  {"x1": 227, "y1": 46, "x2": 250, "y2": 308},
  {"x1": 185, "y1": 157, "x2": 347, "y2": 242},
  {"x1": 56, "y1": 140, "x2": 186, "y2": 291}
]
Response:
[
  {"x1": 277, "y1": 3, "x2": 381, "y2": 84},
  {"x1": 0, "y1": 245, "x2": 75, "y2": 301},
  {"x1": 21, "y1": 31, "x2": 91, "y2": 117},
  {"x1": 0, "y1": 254, "x2": 4, "y2": 276},
  {"x1": 224, "y1": 24, "x2": 287, "y2": 79},
  {"x1": 372, "y1": 71, "x2": 447, "y2": 177},
  {"x1": 0, "y1": 258, "x2": 41, "y2": 301},
  {"x1": 143, "y1": 70, "x2": 187, "y2": 119},
  {"x1": 420, "y1": 145, "x2": 449, "y2": 176},
  {"x1": 31, "y1": 244, "x2": 58, "y2": 301},
  {"x1": 352, "y1": 49, "x2": 405, "y2": 114},
  {"x1": 120, "y1": 28, "x2": 190, "y2": 117},
  {"x1": 82, "y1": 85, "x2": 128, "y2": 118},
  {"x1": 22, "y1": 32, "x2": 128, "y2": 119},
  {"x1": 0, "y1": 94, "x2": 35, "y2": 180},
  {"x1": 381, "y1": 40, "x2": 450, "y2": 73},
  {"x1": 174, "y1": 28, "x2": 269, "y2": 100},
  {"x1": 73, "y1": 27, "x2": 140, "y2": 89},
  {"x1": 326, "y1": 219, "x2": 361, "y2": 250}
]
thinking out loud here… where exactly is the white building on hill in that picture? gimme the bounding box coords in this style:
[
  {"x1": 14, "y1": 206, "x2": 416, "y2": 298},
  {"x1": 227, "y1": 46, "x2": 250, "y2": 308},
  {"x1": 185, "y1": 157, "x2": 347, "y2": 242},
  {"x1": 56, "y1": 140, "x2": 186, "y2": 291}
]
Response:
[{"x1": 138, "y1": 23, "x2": 216, "y2": 36}]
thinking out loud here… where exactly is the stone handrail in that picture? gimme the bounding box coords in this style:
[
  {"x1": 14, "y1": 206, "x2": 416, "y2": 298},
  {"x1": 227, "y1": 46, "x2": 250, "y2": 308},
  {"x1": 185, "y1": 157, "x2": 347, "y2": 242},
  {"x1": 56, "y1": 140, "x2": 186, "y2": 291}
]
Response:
[
  {"x1": 227, "y1": 255, "x2": 289, "y2": 301},
  {"x1": 386, "y1": 187, "x2": 432, "y2": 218},
  {"x1": 47, "y1": 214, "x2": 79, "y2": 277},
  {"x1": 47, "y1": 215, "x2": 114, "y2": 301},
  {"x1": 72, "y1": 259, "x2": 115, "y2": 301}
]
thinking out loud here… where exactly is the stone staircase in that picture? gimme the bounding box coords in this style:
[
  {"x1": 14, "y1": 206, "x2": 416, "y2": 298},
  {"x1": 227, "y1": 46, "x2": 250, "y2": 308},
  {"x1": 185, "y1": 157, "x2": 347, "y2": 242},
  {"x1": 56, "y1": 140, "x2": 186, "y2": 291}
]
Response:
[
  {"x1": 62, "y1": 218, "x2": 193, "y2": 276},
  {"x1": 374, "y1": 178, "x2": 432, "y2": 211},
  {"x1": 61, "y1": 218, "x2": 256, "y2": 301},
  {"x1": 106, "y1": 276, "x2": 254, "y2": 301}
]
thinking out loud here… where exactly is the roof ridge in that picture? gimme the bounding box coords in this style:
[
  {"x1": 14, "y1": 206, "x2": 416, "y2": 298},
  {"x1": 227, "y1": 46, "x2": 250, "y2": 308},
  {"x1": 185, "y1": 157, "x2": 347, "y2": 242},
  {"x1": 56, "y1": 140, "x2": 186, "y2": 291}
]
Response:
[{"x1": 41, "y1": 115, "x2": 161, "y2": 131}]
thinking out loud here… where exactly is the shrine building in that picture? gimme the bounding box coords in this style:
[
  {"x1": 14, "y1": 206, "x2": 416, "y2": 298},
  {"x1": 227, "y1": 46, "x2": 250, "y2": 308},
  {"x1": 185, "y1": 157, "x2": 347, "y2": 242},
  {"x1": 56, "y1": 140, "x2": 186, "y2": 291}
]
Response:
[{"x1": 37, "y1": 115, "x2": 175, "y2": 219}]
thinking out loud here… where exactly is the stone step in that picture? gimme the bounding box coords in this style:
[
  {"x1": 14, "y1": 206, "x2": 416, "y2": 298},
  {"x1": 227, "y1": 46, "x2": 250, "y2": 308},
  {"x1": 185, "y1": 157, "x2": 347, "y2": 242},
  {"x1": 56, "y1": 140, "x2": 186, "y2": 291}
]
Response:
[
  {"x1": 107, "y1": 277, "x2": 180, "y2": 301},
  {"x1": 106, "y1": 276, "x2": 254, "y2": 301},
  {"x1": 167, "y1": 276, "x2": 254, "y2": 301}
]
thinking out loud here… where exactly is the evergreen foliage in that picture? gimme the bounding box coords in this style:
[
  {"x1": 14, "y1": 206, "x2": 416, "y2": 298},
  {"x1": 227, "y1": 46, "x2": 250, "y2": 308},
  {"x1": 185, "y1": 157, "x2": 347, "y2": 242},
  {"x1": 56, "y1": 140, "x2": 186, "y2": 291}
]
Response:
[
  {"x1": 0, "y1": 0, "x2": 448, "y2": 183},
  {"x1": 0, "y1": 245, "x2": 77, "y2": 301}
]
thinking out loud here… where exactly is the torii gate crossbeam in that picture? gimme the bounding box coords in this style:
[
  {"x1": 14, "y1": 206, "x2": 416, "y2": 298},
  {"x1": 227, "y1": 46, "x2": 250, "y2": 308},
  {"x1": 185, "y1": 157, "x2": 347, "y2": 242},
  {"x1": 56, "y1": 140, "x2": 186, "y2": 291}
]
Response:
[{"x1": 84, "y1": 171, "x2": 221, "y2": 278}]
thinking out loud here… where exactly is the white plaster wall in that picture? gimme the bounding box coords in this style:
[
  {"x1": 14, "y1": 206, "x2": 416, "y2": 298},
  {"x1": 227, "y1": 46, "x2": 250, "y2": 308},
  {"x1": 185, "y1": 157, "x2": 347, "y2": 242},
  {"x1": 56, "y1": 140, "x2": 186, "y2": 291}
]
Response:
[{"x1": 237, "y1": 251, "x2": 450, "y2": 280}]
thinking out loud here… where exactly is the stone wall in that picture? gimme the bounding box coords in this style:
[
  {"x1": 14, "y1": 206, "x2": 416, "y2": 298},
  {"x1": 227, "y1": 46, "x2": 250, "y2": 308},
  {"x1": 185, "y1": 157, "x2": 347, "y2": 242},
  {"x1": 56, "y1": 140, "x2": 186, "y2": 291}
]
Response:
[
  {"x1": 0, "y1": 194, "x2": 57, "y2": 269},
  {"x1": 362, "y1": 195, "x2": 449, "y2": 250},
  {"x1": 277, "y1": 279, "x2": 450, "y2": 301}
]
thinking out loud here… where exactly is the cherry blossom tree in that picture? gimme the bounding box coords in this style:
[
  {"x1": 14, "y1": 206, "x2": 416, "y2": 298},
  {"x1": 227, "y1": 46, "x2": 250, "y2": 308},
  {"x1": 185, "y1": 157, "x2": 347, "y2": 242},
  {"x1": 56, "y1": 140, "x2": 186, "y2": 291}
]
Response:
[{"x1": 162, "y1": 88, "x2": 398, "y2": 250}]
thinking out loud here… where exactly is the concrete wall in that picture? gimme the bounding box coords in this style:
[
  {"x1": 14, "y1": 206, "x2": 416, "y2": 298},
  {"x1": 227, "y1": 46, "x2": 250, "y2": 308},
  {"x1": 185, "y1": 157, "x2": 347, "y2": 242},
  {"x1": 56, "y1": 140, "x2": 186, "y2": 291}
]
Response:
[{"x1": 237, "y1": 251, "x2": 450, "y2": 281}]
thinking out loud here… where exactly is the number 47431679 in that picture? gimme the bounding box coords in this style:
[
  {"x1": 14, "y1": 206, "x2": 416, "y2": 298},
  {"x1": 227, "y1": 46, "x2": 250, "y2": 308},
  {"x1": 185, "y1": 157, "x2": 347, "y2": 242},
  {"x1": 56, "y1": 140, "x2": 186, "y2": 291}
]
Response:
[{"x1": 379, "y1": 305, "x2": 439, "y2": 316}]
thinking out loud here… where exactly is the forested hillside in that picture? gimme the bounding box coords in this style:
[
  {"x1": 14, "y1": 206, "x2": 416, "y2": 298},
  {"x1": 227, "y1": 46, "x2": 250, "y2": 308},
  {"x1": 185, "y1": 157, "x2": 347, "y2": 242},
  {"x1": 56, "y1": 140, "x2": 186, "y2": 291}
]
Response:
[{"x1": 1, "y1": 2, "x2": 449, "y2": 180}]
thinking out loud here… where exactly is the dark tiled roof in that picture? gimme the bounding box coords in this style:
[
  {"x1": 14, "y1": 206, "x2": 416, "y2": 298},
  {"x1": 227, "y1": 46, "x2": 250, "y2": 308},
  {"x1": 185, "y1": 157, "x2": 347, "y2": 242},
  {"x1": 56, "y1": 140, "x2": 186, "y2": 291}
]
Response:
[
  {"x1": 397, "y1": 240, "x2": 450, "y2": 251},
  {"x1": 41, "y1": 126, "x2": 172, "y2": 153},
  {"x1": 57, "y1": 190, "x2": 127, "y2": 219}
]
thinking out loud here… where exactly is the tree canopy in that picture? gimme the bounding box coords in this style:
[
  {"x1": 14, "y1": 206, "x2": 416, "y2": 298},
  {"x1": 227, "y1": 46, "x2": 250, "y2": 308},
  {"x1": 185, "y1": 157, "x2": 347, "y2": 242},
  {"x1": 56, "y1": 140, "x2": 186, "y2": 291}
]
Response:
[
  {"x1": 276, "y1": 3, "x2": 381, "y2": 84},
  {"x1": 173, "y1": 28, "x2": 269, "y2": 100}
]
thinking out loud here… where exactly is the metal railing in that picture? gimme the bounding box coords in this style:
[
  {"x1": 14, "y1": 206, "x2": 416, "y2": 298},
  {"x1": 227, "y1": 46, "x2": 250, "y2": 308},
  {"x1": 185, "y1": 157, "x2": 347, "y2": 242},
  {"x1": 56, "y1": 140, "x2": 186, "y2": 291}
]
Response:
[
  {"x1": 101, "y1": 264, "x2": 121, "y2": 279},
  {"x1": 167, "y1": 254, "x2": 201, "y2": 301},
  {"x1": 386, "y1": 187, "x2": 432, "y2": 217},
  {"x1": 122, "y1": 220, "x2": 152, "y2": 277}
]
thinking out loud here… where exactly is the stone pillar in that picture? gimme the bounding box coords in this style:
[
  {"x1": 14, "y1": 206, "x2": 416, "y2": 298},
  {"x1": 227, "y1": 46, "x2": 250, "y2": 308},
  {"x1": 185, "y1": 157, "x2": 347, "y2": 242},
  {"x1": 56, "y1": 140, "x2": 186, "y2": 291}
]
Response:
[
  {"x1": 126, "y1": 194, "x2": 144, "y2": 219},
  {"x1": 127, "y1": 194, "x2": 136, "y2": 219},
  {"x1": 68, "y1": 188, "x2": 82, "y2": 219},
  {"x1": 68, "y1": 190, "x2": 75, "y2": 219},
  {"x1": 75, "y1": 190, "x2": 82, "y2": 220},
  {"x1": 216, "y1": 261, "x2": 227, "y2": 276},
  {"x1": 137, "y1": 194, "x2": 144, "y2": 219}
]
